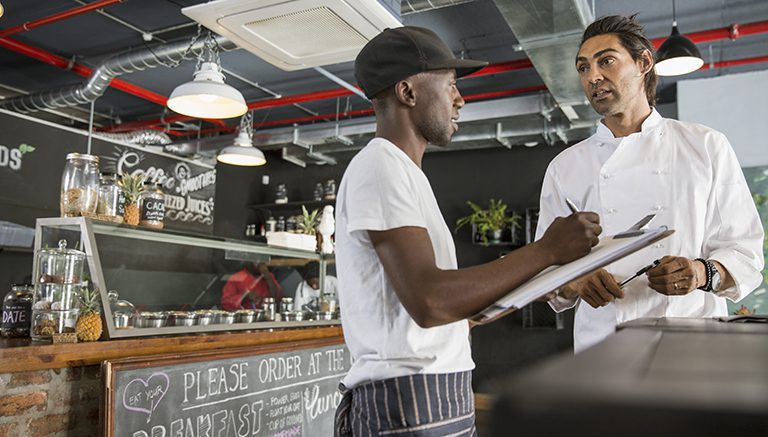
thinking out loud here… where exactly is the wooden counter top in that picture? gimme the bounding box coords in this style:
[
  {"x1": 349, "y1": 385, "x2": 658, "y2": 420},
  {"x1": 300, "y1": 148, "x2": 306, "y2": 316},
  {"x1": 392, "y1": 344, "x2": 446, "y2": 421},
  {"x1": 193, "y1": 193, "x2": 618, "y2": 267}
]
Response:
[{"x1": 0, "y1": 326, "x2": 343, "y2": 373}]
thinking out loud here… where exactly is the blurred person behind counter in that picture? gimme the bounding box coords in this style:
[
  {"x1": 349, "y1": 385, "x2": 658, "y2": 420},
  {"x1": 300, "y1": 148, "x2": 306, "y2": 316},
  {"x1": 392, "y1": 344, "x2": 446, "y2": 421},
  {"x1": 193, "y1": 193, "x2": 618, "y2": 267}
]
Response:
[
  {"x1": 221, "y1": 262, "x2": 283, "y2": 311},
  {"x1": 294, "y1": 261, "x2": 338, "y2": 312}
]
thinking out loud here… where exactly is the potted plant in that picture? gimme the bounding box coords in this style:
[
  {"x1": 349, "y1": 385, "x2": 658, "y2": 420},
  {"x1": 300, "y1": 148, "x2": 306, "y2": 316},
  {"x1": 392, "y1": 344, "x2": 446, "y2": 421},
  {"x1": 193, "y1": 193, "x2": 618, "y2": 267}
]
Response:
[{"x1": 455, "y1": 199, "x2": 521, "y2": 245}]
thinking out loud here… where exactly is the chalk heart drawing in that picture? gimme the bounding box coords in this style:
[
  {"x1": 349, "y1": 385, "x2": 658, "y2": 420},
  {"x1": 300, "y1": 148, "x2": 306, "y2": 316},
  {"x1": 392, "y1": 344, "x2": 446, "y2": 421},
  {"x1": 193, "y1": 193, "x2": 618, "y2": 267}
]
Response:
[{"x1": 122, "y1": 372, "x2": 170, "y2": 423}]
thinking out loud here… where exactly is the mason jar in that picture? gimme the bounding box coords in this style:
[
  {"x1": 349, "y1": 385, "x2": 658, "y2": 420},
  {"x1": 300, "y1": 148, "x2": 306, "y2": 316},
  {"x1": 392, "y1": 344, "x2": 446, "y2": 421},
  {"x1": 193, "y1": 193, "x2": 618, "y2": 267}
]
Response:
[
  {"x1": 139, "y1": 182, "x2": 165, "y2": 229},
  {"x1": 60, "y1": 153, "x2": 100, "y2": 217},
  {"x1": 2, "y1": 284, "x2": 34, "y2": 338},
  {"x1": 97, "y1": 172, "x2": 124, "y2": 222}
]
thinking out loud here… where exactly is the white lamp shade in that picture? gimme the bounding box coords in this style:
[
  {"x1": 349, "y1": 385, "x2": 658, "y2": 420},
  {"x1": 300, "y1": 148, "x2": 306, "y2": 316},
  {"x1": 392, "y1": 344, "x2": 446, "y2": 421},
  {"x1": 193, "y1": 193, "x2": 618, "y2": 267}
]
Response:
[
  {"x1": 655, "y1": 56, "x2": 705, "y2": 76},
  {"x1": 168, "y1": 80, "x2": 248, "y2": 119},
  {"x1": 217, "y1": 144, "x2": 266, "y2": 166}
]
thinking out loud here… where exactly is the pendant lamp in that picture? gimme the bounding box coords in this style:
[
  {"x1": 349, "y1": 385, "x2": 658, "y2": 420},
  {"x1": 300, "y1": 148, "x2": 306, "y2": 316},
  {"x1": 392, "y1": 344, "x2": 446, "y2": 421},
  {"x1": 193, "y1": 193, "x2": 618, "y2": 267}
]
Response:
[
  {"x1": 655, "y1": 0, "x2": 704, "y2": 76},
  {"x1": 217, "y1": 111, "x2": 266, "y2": 166},
  {"x1": 167, "y1": 33, "x2": 247, "y2": 119}
]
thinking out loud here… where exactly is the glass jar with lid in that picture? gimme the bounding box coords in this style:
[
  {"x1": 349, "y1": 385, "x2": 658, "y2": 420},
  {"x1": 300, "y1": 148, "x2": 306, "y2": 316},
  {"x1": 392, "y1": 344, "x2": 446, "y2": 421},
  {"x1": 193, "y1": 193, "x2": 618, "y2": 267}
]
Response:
[
  {"x1": 96, "y1": 172, "x2": 125, "y2": 223},
  {"x1": 139, "y1": 182, "x2": 165, "y2": 229},
  {"x1": 31, "y1": 240, "x2": 85, "y2": 341},
  {"x1": 60, "y1": 153, "x2": 100, "y2": 217},
  {"x1": 2, "y1": 284, "x2": 34, "y2": 338}
]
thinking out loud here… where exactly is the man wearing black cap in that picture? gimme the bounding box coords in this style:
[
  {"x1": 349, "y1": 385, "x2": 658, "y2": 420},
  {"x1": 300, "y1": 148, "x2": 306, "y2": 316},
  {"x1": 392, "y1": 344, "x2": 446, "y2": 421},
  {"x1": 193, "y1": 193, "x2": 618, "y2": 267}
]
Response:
[{"x1": 334, "y1": 26, "x2": 603, "y2": 436}]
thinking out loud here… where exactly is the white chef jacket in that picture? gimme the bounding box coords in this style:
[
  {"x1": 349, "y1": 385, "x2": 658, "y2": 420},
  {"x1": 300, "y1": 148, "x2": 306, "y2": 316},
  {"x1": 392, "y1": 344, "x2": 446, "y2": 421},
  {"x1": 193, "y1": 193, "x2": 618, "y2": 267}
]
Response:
[
  {"x1": 536, "y1": 109, "x2": 764, "y2": 353},
  {"x1": 293, "y1": 276, "x2": 338, "y2": 311}
]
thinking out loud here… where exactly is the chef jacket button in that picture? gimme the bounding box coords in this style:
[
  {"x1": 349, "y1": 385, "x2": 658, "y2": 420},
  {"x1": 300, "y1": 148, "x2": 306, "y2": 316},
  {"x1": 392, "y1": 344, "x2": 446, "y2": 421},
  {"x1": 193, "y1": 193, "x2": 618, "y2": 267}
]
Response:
[
  {"x1": 653, "y1": 243, "x2": 664, "y2": 248},
  {"x1": 602, "y1": 173, "x2": 611, "y2": 179},
  {"x1": 653, "y1": 169, "x2": 663, "y2": 175},
  {"x1": 607, "y1": 208, "x2": 617, "y2": 214},
  {"x1": 653, "y1": 205, "x2": 665, "y2": 211}
]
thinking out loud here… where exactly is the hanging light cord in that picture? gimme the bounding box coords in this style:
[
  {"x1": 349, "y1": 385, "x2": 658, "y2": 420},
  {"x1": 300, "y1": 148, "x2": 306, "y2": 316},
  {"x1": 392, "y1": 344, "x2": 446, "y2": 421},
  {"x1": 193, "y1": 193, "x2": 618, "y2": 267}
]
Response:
[
  {"x1": 240, "y1": 111, "x2": 254, "y2": 138},
  {"x1": 672, "y1": 0, "x2": 677, "y2": 26}
]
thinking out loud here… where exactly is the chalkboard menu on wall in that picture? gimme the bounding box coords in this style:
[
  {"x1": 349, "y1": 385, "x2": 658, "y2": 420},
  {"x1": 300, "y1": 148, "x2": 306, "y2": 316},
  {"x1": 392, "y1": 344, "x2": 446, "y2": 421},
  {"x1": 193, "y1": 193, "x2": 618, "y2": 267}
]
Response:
[
  {"x1": 104, "y1": 338, "x2": 349, "y2": 437},
  {"x1": 0, "y1": 110, "x2": 215, "y2": 234}
]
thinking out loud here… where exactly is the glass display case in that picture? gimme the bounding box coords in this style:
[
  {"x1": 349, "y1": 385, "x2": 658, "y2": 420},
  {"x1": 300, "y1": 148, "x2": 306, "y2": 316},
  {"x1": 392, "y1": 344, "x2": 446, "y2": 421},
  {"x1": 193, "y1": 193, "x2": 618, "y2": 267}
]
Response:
[{"x1": 33, "y1": 217, "x2": 337, "y2": 339}]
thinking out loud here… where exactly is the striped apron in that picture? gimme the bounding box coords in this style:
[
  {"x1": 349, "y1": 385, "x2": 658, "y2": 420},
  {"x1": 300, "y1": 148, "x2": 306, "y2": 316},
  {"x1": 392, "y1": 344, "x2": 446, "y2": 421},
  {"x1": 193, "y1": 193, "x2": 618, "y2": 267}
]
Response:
[{"x1": 334, "y1": 371, "x2": 476, "y2": 436}]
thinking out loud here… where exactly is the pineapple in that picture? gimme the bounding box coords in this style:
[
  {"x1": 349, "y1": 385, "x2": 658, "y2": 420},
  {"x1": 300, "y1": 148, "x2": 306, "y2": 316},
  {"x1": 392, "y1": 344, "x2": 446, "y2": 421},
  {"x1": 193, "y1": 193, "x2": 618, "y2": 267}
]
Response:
[
  {"x1": 76, "y1": 288, "x2": 103, "y2": 342},
  {"x1": 118, "y1": 172, "x2": 145, "y2": 225}
]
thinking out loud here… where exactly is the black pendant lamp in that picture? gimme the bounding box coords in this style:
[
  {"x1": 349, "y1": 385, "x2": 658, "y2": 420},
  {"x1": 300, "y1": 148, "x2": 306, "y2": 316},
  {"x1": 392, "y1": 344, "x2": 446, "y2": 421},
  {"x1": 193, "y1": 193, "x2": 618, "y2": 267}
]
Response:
[{"x1": 655, "y1": 0, "x2": 704, "y2": 76}]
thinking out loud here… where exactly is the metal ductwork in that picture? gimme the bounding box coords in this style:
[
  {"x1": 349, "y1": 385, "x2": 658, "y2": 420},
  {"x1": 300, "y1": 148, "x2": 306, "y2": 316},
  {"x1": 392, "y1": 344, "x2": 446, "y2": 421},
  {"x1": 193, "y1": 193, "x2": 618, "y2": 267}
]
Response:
[
  {"x1": 97, "y1": 129, "x2": 172, "y2": 145},
  {"x1": 0, "y1": 35, "x2": 237, "y2": 113},
  {"x1": 493, "y1": 0, "x2": 597, "y2": 121},
  {"x1": 401, "y1": 0, "x2": 476, "y2": 15}
]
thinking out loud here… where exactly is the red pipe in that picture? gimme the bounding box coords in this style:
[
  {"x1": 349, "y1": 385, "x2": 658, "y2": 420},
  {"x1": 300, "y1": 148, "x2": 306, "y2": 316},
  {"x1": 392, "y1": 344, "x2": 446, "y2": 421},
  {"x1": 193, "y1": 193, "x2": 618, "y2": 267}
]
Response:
[
  {"x1": 102, "y1": 58, "x2": 536, "y2": 132},
  {"x1": 651, "y1": 20, "x2": 768, "y2": 47},
  {"x1": 699, "y1": 55, "x2": 768, "y2": 70},
  {"x1": 165, "y1": 85, "x2": 550, "y2": 137},
  {"x1": 0, "y1": 0, "x2": 125, "y2": 38},
  {"x1": 0, "y1": 36, "x2": 168, "y2": 106}
]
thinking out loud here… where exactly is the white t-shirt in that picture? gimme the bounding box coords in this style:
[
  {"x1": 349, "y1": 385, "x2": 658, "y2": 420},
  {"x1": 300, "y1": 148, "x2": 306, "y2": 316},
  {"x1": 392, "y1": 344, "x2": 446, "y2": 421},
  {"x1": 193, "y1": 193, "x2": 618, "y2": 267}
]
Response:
[
  {"x1": 536, "y1": 109, "x2": 764, "y2": 353},
  {"x1": 293, "y1": 276, "x2": 338, "y2": 311},
  {"x1": 336, "y1": 138, "x2": 474, "y2": 388}
]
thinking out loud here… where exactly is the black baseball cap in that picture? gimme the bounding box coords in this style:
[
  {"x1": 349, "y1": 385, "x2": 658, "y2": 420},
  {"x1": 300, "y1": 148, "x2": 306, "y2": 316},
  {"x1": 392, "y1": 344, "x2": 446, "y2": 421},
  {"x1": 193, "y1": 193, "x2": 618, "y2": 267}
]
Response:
[{"x1": 354, "y1": 26, "x2": 488, "y2": 99}]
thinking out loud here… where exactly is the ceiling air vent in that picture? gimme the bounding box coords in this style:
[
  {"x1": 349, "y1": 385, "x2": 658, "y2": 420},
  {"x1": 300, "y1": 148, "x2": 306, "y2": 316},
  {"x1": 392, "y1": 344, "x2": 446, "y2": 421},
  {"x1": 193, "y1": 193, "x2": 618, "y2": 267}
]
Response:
[{"x1": 182, "y1": 0, "x2": 402, "y2": 71}]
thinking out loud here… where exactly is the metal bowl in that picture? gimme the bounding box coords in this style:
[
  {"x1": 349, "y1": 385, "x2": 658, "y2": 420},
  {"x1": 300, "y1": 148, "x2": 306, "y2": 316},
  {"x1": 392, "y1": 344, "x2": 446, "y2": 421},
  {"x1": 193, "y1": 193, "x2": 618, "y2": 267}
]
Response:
[
  {"x1": 113, "y1": 311, "x2": 132, "y2": 328},
  {"x1": 315, "y1": 311, "x2": 335, "y2": 321},
  {"x1": 167, "y1": 311, "x2": 196, "y2": 327},
  {"x1": 136, "y1": 311, "x2": 166, "y2": 328},
  {"x1": 282, "y1": 311, "x2": 307, "y2": 322},
  {"x1": 234, "y1": 309, "x2": 265, "y2": 323},
  {"x1": 211, "y1": 310, "x2": 234, "y2": 325},
  {"x1": 194, "y1": 310, "x2": 213, "y2": 326}
]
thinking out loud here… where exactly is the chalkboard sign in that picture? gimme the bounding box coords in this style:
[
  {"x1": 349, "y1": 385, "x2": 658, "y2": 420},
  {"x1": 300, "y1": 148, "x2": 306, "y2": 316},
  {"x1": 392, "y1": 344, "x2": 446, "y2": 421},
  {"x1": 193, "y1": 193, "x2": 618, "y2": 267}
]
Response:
[{"x1": 103, "y1": 337, "x2": 349, "y2": 437}]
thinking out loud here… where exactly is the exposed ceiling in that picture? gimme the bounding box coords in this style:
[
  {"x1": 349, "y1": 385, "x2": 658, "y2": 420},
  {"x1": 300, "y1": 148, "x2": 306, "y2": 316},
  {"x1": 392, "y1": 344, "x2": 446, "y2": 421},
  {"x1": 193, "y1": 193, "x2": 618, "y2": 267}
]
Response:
[{"x1": 0, "y1": 0, "x2": 767, "y2": 165}]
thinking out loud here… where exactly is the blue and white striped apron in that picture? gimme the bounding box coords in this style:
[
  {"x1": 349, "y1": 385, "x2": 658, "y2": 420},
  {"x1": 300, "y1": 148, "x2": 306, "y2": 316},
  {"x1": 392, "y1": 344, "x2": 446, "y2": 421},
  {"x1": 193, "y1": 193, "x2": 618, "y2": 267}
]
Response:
[{"x1": 334, "y1": 371, "x2": 477, "y2": 436}]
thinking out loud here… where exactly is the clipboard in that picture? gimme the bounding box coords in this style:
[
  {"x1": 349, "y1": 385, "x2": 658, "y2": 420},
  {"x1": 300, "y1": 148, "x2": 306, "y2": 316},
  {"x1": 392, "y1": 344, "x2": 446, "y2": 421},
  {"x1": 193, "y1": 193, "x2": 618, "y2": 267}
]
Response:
[{"x1": 470, "y1": 225, "x2": 675, "y2": 325}]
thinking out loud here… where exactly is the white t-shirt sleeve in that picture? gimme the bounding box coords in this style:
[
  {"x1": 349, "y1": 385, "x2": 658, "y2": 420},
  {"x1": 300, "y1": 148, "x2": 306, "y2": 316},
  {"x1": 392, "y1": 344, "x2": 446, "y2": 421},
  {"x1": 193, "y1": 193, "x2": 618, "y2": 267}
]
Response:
[{"x1": 345, "y1": 147, "x2": 427, "y2": 234}]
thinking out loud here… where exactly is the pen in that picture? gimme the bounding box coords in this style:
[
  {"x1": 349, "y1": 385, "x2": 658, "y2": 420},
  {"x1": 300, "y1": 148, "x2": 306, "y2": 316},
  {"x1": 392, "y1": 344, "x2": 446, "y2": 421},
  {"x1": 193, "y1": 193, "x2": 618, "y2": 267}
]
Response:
[
  {"x1": 619, "y1": 259, "x2": 661, "y2": 288},
  {"x1": 565, "y1": 197, "x2": 580, "y2": 214}
]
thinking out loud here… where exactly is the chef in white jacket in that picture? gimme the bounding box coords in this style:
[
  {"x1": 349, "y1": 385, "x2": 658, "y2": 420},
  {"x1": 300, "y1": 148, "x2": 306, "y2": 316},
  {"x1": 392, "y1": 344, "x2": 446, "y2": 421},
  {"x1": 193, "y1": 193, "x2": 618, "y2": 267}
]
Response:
[{"x1": 536, "y1": 15, "x2": 764, "y2": 353}]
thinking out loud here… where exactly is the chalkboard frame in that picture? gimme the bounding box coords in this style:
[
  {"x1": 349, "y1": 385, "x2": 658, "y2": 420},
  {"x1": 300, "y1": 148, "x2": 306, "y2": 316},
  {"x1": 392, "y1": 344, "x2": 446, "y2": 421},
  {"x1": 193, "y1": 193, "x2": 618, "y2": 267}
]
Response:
[{"x1": 101, "y1": 335, "x2": 345, "y2": 437}]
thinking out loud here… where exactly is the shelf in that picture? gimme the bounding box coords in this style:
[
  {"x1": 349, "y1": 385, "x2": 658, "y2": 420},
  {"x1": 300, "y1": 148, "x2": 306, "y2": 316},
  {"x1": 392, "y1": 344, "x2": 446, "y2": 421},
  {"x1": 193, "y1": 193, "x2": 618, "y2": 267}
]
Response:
[{"x1": 248, "y1": 199, "x2": 335, "y2": 211}]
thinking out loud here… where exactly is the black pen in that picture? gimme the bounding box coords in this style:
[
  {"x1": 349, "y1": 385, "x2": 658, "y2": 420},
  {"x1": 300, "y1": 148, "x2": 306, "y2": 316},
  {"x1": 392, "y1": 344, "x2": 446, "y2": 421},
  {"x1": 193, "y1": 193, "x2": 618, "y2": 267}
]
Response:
[
  {"x1": 619, "y1": 259, "x2": 661, "y2": 288},
  {"x1": 565, "y1": 197, "x2": 580, "y2": 214}
]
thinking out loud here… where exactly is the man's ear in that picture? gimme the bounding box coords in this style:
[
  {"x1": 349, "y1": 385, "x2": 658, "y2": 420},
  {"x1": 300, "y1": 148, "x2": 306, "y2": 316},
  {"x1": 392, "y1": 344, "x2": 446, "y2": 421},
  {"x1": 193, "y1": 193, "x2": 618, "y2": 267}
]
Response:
[
  {"x1": 394, "y1": 79, "x2": 417, "y2": 108},
  {"x1": 639, "y1": 48, "x2": 654, "y2": 76}
]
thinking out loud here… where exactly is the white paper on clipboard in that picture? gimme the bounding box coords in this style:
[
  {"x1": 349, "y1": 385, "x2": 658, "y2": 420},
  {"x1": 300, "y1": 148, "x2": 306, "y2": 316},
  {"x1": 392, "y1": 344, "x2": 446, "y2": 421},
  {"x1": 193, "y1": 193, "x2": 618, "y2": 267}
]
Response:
[{"x1": 470, "y1": 226, "x2": 675, "y2": 325}]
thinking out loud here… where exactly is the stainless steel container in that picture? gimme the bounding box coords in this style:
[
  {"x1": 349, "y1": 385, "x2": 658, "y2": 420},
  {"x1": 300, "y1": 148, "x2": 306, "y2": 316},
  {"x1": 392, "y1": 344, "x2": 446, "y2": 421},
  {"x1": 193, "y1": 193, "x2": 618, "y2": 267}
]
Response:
[
  {"x1": 136, "y1": 311, "x2": 166, "y2": 328},
  {"x1": 315, "y1": 311, "x2": 334, "y2": 321},
  {"x1": 234, "y1": 309, "x2": 256, "y2": 323},
  {"x1": 194, "y1": 310, "x2": 213, "y2": 326},
  {"x1": 113, "y1": 311, "x2": 131, "y2": 328},
  {"x1": 263, "y1": 297, "x2": 276, "y2": 321},
  {"x1": 280, "y1": 297, "x2": 294, "y2": 313},
  {"x1": 210, "y1": 310, "x2": 234, "y2": 325},
  {"x1": 282, "y1": 311, "x2": 306, "y2": 322},
  {"x1": 167, "y1": 311, "x2": 196, "y2": 327}
]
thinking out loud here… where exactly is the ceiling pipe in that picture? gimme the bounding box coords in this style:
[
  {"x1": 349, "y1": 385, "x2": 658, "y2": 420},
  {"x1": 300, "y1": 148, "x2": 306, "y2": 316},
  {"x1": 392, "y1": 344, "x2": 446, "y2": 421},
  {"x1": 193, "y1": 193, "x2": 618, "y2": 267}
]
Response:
[
  {"x1": 0, "y1": 0, "x2": 125, "y2": 38},
  {"x1": 0, "y1": 34, "x2": 237, "y2": 114},
  {"x1": 101, "y1": 57, "x2": 536, "y2": 132},
  {"x1": 164, "y1": 85, "x2": 550, "y2": 137},
  {"x1": 650, "y1": 20, "x2": 768, "y2": 47}
]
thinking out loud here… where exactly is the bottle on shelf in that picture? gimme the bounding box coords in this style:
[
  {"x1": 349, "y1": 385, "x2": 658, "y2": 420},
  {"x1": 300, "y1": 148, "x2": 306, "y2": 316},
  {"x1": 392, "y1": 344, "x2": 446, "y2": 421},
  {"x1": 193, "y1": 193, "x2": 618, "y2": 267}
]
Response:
[{"x1": 138, "y1": 182, "x2": 165, "y2": 229}]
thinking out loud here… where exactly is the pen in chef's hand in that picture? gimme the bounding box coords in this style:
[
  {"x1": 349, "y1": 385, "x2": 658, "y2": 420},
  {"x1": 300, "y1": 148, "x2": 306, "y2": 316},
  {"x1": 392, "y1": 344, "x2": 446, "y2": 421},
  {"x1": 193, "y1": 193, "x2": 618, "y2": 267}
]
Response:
[
  {"x1": 565, "y1": 197, "x2": 580, "y2": 214},
  {"x1": 619, "y1": 259, "x2": 661, "y2": 288}
]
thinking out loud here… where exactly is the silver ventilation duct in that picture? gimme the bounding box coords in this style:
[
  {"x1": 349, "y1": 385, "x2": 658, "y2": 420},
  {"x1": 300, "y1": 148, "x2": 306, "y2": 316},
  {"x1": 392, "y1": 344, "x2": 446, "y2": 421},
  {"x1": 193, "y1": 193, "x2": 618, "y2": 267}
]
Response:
[
  {"x1": 492, "y1": 0, "x2": 598, "y2": 121},
  {"x1": 0, "y1": 35, "x2": 237, "y2": 113},
  {"x1": 97, "y1": 129, "x2": 172, "y2": 146}
]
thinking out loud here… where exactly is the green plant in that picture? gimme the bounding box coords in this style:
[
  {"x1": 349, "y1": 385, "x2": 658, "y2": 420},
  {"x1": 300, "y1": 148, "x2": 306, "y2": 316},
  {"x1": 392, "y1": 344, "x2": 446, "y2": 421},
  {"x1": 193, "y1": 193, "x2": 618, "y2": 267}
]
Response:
[
  {"x1": 455, "y1": 199, "x2": 520, "y2": 245},
  {"x1": 297, "y1": 206, "x2": 320, "y2": 235}
]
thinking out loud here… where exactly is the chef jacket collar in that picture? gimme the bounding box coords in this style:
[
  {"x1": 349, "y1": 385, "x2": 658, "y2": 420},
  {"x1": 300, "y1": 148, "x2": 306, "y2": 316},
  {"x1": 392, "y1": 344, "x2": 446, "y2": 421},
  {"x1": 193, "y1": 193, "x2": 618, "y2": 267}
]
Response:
[{"x1": 595, "y1": 108, "x2": 662, "y2": 142}]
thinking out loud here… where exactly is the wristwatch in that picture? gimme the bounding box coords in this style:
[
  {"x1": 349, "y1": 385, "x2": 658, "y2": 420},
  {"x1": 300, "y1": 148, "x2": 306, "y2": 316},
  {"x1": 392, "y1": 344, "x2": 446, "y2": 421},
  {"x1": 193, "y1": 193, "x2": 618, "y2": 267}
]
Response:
[{"x1": 696, "y1": 258, "x2": 721, "y2": 292}]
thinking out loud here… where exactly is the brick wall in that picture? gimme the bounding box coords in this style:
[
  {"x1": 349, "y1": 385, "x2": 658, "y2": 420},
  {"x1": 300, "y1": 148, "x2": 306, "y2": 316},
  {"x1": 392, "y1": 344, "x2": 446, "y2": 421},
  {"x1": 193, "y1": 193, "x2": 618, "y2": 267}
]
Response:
[{"x1": 0, "y1": 366, "x2": 101, "y2": 437}]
